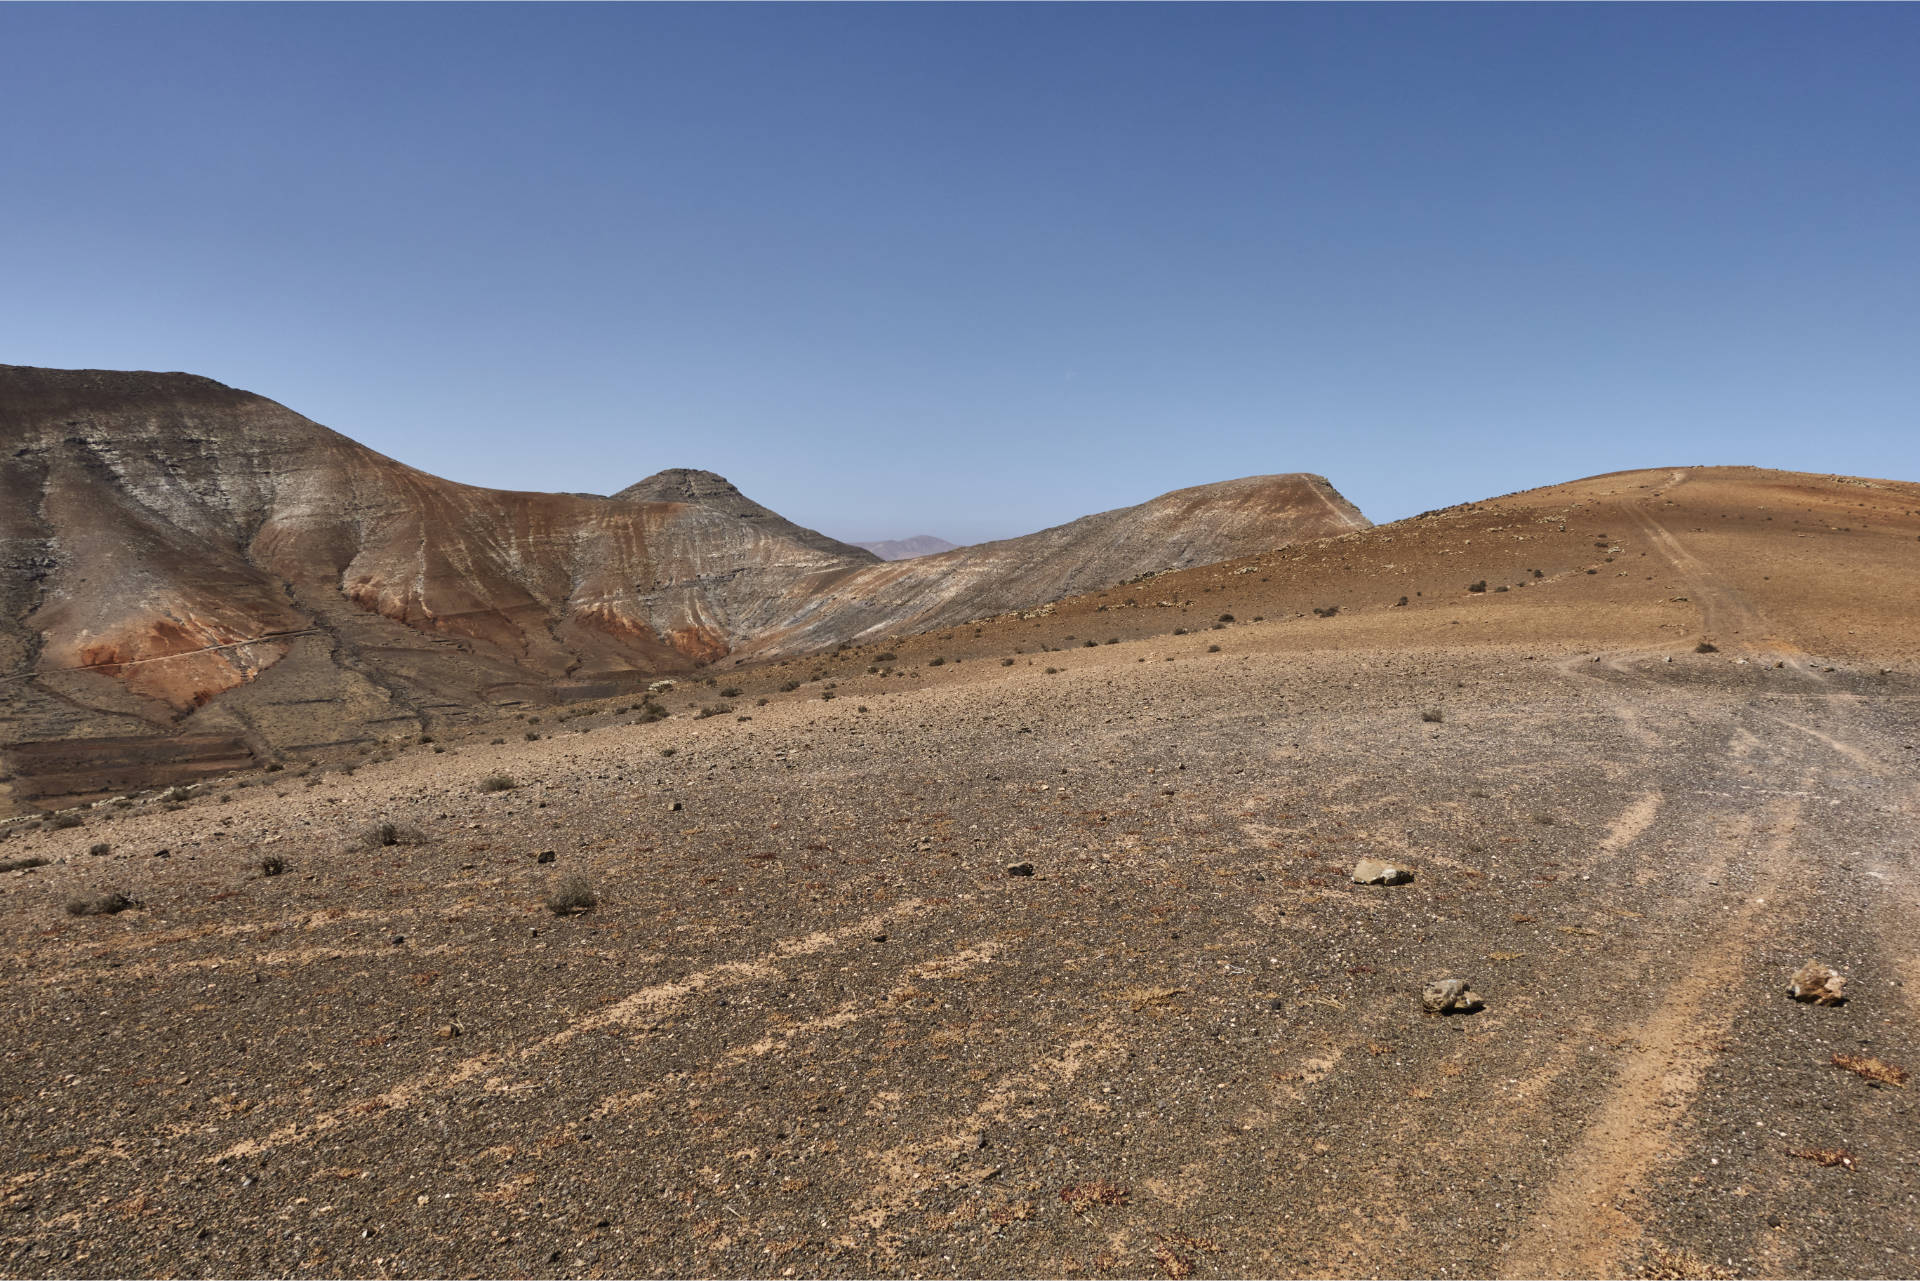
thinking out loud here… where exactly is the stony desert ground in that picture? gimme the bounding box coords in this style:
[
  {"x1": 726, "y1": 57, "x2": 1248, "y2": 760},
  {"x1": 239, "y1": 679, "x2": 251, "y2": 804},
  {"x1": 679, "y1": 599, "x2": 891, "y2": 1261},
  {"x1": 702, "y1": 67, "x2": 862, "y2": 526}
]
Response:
[{"x1": 2, "y1": 466, "x2": 1917, "y2": 1279}]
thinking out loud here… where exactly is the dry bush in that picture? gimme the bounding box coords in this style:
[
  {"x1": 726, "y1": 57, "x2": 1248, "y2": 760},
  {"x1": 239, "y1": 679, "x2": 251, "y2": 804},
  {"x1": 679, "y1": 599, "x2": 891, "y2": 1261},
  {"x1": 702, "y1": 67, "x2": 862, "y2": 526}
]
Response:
[
  {"x1": 545, "y1": 875, "x2": 598, "y2": 915},
  {"x1": 360, "y1": 821, "x2": 427, "y2": 848},
  {"x1": 66, "y1": 891, "x2": 136, "y2": 917}
]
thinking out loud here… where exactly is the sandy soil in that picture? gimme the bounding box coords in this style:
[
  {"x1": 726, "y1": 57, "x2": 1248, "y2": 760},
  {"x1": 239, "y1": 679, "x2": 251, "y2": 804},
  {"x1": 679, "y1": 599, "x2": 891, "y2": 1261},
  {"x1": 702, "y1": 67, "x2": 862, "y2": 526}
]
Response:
[{"x1": 1, "y1": 467, "x2": 1916, "y2": 1279}]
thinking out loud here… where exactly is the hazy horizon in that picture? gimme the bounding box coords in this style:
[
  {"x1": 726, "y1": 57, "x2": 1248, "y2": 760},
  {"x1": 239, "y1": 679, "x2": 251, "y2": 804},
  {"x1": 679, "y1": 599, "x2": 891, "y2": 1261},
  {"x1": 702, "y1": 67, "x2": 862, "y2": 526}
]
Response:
[{"x1": 4, "y1": 5, "x2": 1916, "y2": 544}]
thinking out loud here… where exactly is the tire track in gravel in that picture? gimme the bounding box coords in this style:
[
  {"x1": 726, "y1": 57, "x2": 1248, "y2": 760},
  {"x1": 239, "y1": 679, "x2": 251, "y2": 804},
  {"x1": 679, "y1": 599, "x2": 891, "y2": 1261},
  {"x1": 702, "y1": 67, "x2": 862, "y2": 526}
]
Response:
[
  {"x1": 1501, "y1": 795, "x2": 1809, "y2": 1279},
  {"x1": 1504, "y1": 494, "x2": 1846, "y2": 1277},
  {"x1": 205, "y1": 898, "x2": 951, "y2": 1164}
]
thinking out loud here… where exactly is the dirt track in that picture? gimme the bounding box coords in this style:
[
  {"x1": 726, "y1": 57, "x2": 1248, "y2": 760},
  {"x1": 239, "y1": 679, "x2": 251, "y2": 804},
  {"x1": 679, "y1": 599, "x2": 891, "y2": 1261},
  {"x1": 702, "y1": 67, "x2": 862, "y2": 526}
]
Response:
[{"x1": 1, "y1": 467, "x2": 1916, "y2": 1279}]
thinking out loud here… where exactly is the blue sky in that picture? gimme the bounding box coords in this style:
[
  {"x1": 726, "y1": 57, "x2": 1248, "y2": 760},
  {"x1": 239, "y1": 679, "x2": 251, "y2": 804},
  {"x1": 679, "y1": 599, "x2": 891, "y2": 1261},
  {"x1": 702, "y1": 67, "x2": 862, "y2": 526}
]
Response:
[{"x1": 4, "y1": 4, "x2": 1916, "y2": 543}]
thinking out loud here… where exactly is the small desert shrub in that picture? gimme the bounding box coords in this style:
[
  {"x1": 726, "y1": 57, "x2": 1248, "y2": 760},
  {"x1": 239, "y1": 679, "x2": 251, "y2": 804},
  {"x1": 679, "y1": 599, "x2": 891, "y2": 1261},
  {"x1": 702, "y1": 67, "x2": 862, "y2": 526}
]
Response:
[
  {"x1": 1218, "y1": 613, "x2": 1234, "y2": 623},
  {"x1": 873, "y1": 652, "x2": 897, "y2": 663},
  {"x1": 1532, "y1": 812, "x2": 1556, "y2": 826},
  {"x1": 479, "y1": 775, "x2": 516, "y2": 793},
  {"x1": 50, "y1": 812, "x2": 83, "y2": 829},
  {"x1": 360, "y1": 822, "x2": 426, "y2": 848},
  {"x1": 637, "y1": 702, "x2": 668, "y2": 723},
  {"x1": 659, "y1": 747, "x2": 678, "y2": 757},
  {"x1": 1695, "y1": 641, "x2": 1718, "y2": 653},
  {"x1": 927, "y1": 656, "x2": 945, "y2": 667},
  {"x1": 66, "y1": 891, "x2": 135, "y2": 917},
  {"x1": 756, "y1": 697, "x2": 770, "y2": 706},
  {"x1": 490, "y1": 737, "x2": 506, "y2": 745},
  {"x1": 1045, "y1": 667, "x2": 1059, "y2": 675},
  {"x1": 1468, "y1": 581, "x2": 1487, "y2": 593},
  {"x1": 1312, "y1": 605, "x2": 1340, "y2": 618},
  {"x1": 545, "y1": 875, "x2": 598, "y2": 915},
  {"x1": 1106, "y1": 637, "x2": 1119, "y2": 645},
  {"x1": 1421, "y1": 709, "x2": 1444, "y2": 723},
  {"x1": 1532, "y1": 568, "x2": 1544, "y2": 578},
  {"x1": 820, "y1": 690, "x2": 836, "y2": 701},
  {"x1": 88, "y1": 842, "x2": 110, "y2": 856},
  {"x1": 524, "y1": 731, "x2": 540, "y2": 741},
  {"x1": 1172, "y1": 628, "x2": 1187, "y2": 636},
  {"x1": 1395, "y1": 596, "x2": 1409, "y2": 607},
  {"x1": 259, "y1": 855, "x2": 287, "y2": 877},
  {"x1": 1207, "y1": 644, "x2": 1221, "y2": 652},
  {"x1": 265, "y1": 762, "x2": 284, "y2": 772},
  {"x1": 780, "y1": 680, "x2": 801, "y2": 692},
  {"x1": 719, "y1": 686, "x2": 742, "y2": 698},
  {"x1": 1001, "y1": 657, "x2": 1015, "y2": 666},
  {"x1": 695, "y1": 703, "x2": 734, "y2": 719},
  {"x1": 0, "y1": 856, "x2": 49, "y2": 873}
]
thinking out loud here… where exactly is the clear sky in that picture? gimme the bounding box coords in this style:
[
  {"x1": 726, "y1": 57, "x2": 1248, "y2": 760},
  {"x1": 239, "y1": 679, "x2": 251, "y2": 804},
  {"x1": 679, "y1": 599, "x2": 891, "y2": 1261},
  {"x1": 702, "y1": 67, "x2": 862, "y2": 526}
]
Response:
[{"x1": 4, "y1": 4, "x2": 1916, "y2": 544}]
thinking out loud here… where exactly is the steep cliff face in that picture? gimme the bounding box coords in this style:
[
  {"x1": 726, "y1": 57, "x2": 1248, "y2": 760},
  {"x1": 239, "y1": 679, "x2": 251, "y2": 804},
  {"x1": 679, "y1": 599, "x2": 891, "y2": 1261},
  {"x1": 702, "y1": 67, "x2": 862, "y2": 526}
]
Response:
[{"x1": 1, "y1": 364, "x2": 1369, "y2": 773}]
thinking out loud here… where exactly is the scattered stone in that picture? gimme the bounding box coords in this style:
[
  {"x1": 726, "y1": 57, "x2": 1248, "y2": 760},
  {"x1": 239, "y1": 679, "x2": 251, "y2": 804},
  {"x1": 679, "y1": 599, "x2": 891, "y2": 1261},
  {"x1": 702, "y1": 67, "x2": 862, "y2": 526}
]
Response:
[
  {"x1": 536, "y1": 851, "x2": 556, "y2": 864},
  {"x1": 1788, "y1": 960, "x2": 1847, "y2": 1006},
  {"x1": 1421, "y1": 978, "x2": 1483, "y2": 1014},
  {"x1": 871, "y1": 931, "x2": 888, "y2": 943},
  {"x1": 667, "y1": 801, "x2": 682, "y2": 813},
  {"x1": 1006, "y1": 862, "x2": 1035, "y2": 877},
  {"x1": 1352, "y1": 859, "x2": 1413, "y2": 886},
  {"x1": 435, "y1": 1022, "x2": 463, "y2": 1039}
]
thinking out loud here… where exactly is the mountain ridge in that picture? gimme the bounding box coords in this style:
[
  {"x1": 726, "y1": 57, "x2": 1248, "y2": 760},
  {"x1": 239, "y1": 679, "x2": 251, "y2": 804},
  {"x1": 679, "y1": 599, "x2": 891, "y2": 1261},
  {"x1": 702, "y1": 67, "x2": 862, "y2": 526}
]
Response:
[{"x1": 0, "y1": 364, "x2": 1369, "y2": 783}]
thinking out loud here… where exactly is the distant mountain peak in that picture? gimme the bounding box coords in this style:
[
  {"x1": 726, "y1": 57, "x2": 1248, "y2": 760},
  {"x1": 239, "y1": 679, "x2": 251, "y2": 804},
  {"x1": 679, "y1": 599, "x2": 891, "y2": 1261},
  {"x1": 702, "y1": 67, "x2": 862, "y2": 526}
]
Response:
[
  {"x1": 855, "y1": 535, "x2": 961, "y2": 561},
  {"x1": 613, "y1": 469, "x2": 877, "y2": 562}
]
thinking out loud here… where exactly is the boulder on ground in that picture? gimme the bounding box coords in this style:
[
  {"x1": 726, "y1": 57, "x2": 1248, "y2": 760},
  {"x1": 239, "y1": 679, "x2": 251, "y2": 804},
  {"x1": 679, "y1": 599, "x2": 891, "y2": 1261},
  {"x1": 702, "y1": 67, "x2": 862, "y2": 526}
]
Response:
[
  {"x1": 1422, "y1": 978, "x2": 1483, "y2": 1015},
  {"x1": 1788, "y1": 960, "x2": 1847, "y2": 1006},
  {"x1": 1352, "y1": 859, "x2": 1413, "y2": 886}
]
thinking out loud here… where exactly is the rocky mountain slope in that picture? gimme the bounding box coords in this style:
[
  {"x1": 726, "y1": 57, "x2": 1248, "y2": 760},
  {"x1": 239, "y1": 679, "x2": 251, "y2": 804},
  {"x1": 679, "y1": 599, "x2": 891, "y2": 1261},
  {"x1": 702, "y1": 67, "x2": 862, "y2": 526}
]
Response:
[{"x1": 0, "y1": 365, "x2": 1368, "y2": 794}]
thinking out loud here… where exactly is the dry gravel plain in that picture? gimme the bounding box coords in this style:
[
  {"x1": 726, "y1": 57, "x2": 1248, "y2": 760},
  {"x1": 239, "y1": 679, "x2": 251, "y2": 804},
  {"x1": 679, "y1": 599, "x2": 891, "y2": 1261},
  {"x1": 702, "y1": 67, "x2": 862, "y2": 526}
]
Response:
[{"x1": 2, "y1": 467, "x2": 1917, "y2": 1280}]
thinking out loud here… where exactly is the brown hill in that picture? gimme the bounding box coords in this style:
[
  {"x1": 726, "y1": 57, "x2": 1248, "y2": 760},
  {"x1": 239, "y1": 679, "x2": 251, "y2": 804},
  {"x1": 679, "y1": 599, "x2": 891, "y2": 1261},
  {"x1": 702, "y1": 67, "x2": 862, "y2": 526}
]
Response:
[{"x1": 0, "y1": 365, "x2": 1367, "y2": 798}]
